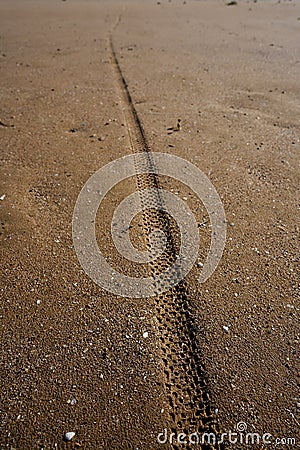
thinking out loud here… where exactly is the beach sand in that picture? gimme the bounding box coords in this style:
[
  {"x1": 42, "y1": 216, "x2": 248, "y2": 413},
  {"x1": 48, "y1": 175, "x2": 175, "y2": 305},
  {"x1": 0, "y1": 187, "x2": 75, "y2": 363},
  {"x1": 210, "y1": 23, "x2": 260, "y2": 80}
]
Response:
[{"x1": 1, "y1": 0, "x2": 299, "y2": 448}]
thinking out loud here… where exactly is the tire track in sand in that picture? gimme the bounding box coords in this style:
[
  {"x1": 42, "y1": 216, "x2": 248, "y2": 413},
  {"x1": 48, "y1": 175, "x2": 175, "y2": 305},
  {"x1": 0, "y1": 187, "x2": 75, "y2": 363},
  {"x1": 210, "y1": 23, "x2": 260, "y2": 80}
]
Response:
[{"x1": 108, "y1": 26, "x2": 225, "y2": 450}]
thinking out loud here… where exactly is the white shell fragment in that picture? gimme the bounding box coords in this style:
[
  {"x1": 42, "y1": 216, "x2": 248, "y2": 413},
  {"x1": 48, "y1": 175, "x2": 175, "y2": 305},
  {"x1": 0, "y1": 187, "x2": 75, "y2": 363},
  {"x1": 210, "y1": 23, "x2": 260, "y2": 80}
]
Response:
[
  {"x1": 143, "y1": 332, "x2": 149, "y2": 338},
  {"x1": 64, "y1": 432, "x2": 75, "y2": 441}
]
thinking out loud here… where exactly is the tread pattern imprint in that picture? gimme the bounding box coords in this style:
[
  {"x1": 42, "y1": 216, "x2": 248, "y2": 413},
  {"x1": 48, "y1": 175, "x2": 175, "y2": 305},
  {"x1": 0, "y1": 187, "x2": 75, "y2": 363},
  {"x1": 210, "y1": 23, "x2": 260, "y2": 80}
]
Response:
[{"x1": 107, "y1": 15, "x2": 226, "y2": 450}]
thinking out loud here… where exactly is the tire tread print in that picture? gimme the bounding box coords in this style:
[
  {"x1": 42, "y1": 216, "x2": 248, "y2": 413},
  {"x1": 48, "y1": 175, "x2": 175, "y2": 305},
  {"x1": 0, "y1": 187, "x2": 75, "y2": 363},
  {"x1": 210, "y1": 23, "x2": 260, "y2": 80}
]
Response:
[{"x1": 109, "y1": 35, "x2": 225, "y2": 450}]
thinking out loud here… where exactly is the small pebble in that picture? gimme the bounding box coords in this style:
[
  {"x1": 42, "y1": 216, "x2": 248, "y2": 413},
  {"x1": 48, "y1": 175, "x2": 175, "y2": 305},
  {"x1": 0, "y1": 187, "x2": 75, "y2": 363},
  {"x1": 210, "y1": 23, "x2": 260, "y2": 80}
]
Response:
[
  {"x1": 143, "y1": 332, "x2": 149, "y2": 338},
  {"x1": 0, "y1": 194, "x2": 5, "y2": 200},
  {"x1": 223, "y1": 326, "x2": 229, "y2": 332},
  {"x1": 64, "y1": 432, "x2": 75, "y2": 442}
]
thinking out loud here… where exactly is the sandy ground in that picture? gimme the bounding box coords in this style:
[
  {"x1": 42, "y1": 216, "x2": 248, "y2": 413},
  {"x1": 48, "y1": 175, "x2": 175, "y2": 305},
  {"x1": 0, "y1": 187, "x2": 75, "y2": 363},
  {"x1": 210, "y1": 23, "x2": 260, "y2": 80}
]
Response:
[{"x1": 1, "y1": 0, "x2": 299, "y2": 449}]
